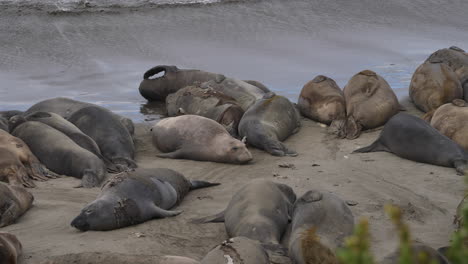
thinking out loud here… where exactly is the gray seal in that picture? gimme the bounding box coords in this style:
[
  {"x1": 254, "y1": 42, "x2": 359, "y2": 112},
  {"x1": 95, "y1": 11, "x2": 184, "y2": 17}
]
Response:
[
  {"x1": 195, "y1": 179, "x2": 296, "y2": 253},
  {"x1": 354, "y1": 113, "x2": 468, "y2": 175},
  {"x1": 152, "y1": 115, "x2": 252, "y2": 164},
  {"x1": 0, "y1": 182, "x2": 33, "y2": 227},
  {"x1": 12, "y1": 121, "x2": 106, "y2": 187},
  {"x1": 288, "y1": 190, "x2": 354, "y2": 264},
  {"x1": 166, "y1": 85, "x2": 244, "y2": 137},
  {"x1": 71, "y1": 168, "x2": 219, "y2": 231},
  {"x1": 25, "y1": 97, "x2": 135, "y2": 136},
  {"x1": 238, "y1": 93, "x2": 301, "y2": 156},
  {"x1": 0, "y1": 232, "x2": 22, "y2": 264},
  {"x1": 68, "y1": 106, "x2": 136, "y2": 171}
]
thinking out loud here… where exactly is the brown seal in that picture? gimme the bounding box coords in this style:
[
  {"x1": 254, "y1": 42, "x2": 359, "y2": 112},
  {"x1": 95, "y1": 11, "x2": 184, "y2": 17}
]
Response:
[
  {"x1": 0, "y1": 182, "x2": 33, "y2": 227},
  {"x1": 409, "y1": 62, "x2": 462, "y2": 112},
  {"x1": 424, "y1": 99, "x2": 468, "y2": 150},
  {"x1": 0, "y1": 129, "x2": 54, "y2": 187},
  {"x1": 0, "y1": 232, "x2": 22, "y2": 264},
  {"x1": 298, "y1": 75, "x2": 346, "y2": 137},
  {"x1": 343, "y1": 70, "x2": 400, "y2": 139}
]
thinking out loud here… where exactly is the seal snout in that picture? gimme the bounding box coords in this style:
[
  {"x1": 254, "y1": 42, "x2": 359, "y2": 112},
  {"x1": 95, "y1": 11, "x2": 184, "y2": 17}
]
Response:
[{"x1": 71, "y1": 215, "x2": 90, "y2": 231}]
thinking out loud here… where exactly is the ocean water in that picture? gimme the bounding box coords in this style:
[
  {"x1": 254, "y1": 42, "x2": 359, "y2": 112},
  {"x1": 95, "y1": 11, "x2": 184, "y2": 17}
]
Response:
[{"x1": 1, "y1": 0, "x2": 467, "y2": 121}]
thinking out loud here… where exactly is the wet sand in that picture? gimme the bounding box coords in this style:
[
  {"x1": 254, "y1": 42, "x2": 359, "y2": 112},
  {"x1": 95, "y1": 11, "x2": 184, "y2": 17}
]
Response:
[{"x1": 2, "y1": 99, "x2": 465, "y2": 263}]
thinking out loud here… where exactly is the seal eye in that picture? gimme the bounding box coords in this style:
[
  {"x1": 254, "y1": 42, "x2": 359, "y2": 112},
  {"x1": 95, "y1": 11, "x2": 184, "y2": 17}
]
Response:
[
  {"x1": 231, "y1": 146, "x2": 239, "y2": 151},
  {"x1": 86, "y1": 209, "x2": 93, "y2": 214}
]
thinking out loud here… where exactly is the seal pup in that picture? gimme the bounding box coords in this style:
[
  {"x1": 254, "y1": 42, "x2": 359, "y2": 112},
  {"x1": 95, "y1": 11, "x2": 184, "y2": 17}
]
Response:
[
  {"x1": 166, "y1": 85, "x2": 244, "y2": 137},
  {"x1": 71, "y1": 168, "x2": 219, "y2": 231},
  {"x1": 354, "y1": 113, "x2": 468, "y2": 175},
  {"x1": 288, "y1": 190, "x2": 354, "y2": 264},
  {"x1": 238, "y1": 93, "x2": 301, "y2": 156},
  {"x1": 298, "y1": 75, "x2": 346, "y2": 137},
  {"x1": 12, "y1": 121, "x2": 106, "y2": 187},
  {"x1": 343, "y1": 70, "x2": 400, "y2": 139},
  {"x1": 68, "y1": 106, "x2": 136, "y2": 171},
  {"x1": 25, "y1": 97, "x2": 135, "y2": 136},
  {"x1": 195, "y1": 179, "x2": 296, "y2": 254},
  {"x1": 152, "y1": 115, "x2": 252, "y2": 164},
  {"x1": 0, "y1": 232, "x2": 22, "y2": 264},
  {"x1": 0, "y1": 129, "x2": 53, "y2": 187},
  {"x1": 409, "y1": 61, "x2": 462, "y2": 112},
  {"x1": 0, "y1": 182, "x2": 33, "y2": 227}
]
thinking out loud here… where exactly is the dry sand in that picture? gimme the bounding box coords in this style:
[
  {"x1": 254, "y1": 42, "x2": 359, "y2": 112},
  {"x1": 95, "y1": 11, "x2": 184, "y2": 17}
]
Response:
[{"x1": 1, "y1": 98, "x2": 465, "y2": 263}]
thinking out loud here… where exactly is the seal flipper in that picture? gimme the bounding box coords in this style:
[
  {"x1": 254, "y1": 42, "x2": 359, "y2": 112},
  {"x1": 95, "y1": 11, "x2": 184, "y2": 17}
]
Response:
[
  {"x1": 191, "y1": 210, "x2": 225, "y2": 224},
  {"x1": 345, "y1": 116, "x2": 362, "y2": 139},
  {"x1": 453, "y1": 159, "x2": 468, "y2": 175},
  {"x1": 189, "y1": 180, "x2": 220, "y2": 190},
  {"x1": 157, "y1": 150, "x2": 183, "y2": 159},
  {"x1": 0, "y1": 202, "x2": 18, "y2": 227},
  {"x1": 264, "y1": 139, "x2": 297, "y2": 157},
  {"x1": 353, "y1": 140, "x2": 388, "y2": 153},
  {"x1": 149, "y1": 205, "x2": 183, "y2": 219}
]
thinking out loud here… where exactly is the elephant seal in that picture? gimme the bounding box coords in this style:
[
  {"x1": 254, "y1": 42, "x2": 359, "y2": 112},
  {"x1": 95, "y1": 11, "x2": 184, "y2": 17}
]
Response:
[
  {"x1": 426, "y1": 46, "x2": 468, "y2": 98},
  {"x1": 298, "y1": 75, "x2": 346, "y2": 137},
  {"x1": 424, "y1": 100, "x2": 468, "y2": 150},
  {"x1": 354, "y1": 113, "x2": 468, "y2": 175},
  {"x1": 68, "y1": 106, "x2": 136, "y2": 171},
  {"x1": 0, "y1": 129, "x2": 53, "y2": 187},
  {"x1": 0, "y1": 117, "x2": 8, "y2": 132},
  {"x1": 0, "y1": 182, "x2": 33, "y2": 227},
  {"x1": 12, "y1": 121, "x2": 106, "y2": 187},
  {"x1": 238, "y1": 93, "x2": 301, "y2": 156},
  {"x1": 166, "y1": 85, "x2": 244, "y2": 137},
  {"x1": 199, "y1": 76, "x2": 265, "y2": 111},
  {"x1": 200, "y1": 237, "x2": 271, "y2": 264},
  {"x1": 25, "y1": 97, "x2": 135, "y2": 136},
  {"x1": 195, "y1": 179, "x2": 296, "y2": 252},
  {"x1": 409, "y1": 62, "x2": 462, "y2": 112},
  {"x1": 288, "y1": 190, "x2": 354, "y2": 264},
  {"x1": 0, "y1": 232, "x2": 22, "y2": 264},
  {"x1": 381, "y1": 242, "x2": 450, "y2": 264},
  {"x1": 22, "y1": 112, "x2": 102, "y2": 158},
  {"x1": 244, "y1": 80, "x2": 272, "y2": 93},
  {"x1": 343, "y1": 70, "x2": 400, "y2": 139},
  {"x1": 71, "y1": 168, "x2": 219, "y2": 231},
  {"x1": 139, "y1": 65, "x2": 220, "y2": 101},
  {"x1": 161, "y1": 256, "x2": 200, "y2": 264},
  {"x1": 152, "y1": 115, "x2": 252, "y2": 164}
]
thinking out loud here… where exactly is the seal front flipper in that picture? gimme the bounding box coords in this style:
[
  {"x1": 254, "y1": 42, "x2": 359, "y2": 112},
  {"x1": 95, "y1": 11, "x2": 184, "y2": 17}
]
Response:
[
  {"x1": 345, "y1": 116, "x2": 362, "y2": 139},
  {"x1": 191, "y1": 210, "x2": 225, "y2": 224},
  {"x1": 156, "y1": 150, "x2": 183, "y2": 159},
  {"x1": 150, "y1": 205, "x2": 183, "y2": 218},
  {"x1": 189, "y1": 180, "x2": 220, "y2": 190},
  {"x1": 353, "y1": 139, "x2": 388, "y2": 153},
  {"x1": 453, "y1": 159, "x2": 468, "y2": 175}
]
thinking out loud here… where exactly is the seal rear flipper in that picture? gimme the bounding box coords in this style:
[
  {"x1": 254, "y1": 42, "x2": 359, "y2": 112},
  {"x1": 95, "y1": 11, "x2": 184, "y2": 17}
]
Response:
[
  {"x1": 189, "y1": 180, "x2": 221, "y2": 190},
  {"x1": 151, "y1": 206, "x2": 183, "y2": 218},
  {"x1": 353, "y1": 140, "x2": 388, "y2": 153},
  {"x1": 345, "y1": 116, "x2": 362, "y2": 139},
  {"x1": 191, "y1": 210, "x2": 225, "y2": 224},
  {"x1": 157, "y1": 150, "x2": 183, "y2": 159}
]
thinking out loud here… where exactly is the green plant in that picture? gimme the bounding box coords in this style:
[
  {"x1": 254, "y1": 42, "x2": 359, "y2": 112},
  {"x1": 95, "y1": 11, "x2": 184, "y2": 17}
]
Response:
[{"x1": 337, "y1": 218, "x2": 374, "y2": 264}]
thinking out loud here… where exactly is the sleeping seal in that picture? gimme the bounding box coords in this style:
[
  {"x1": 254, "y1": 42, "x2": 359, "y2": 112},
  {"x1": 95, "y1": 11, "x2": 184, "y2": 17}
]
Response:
[
  {"x1": 0, "y1": 232, "x2": 22, "y2": 264},
  {"x1": 152, "y1": 115, "x2": 252, "y2": 164},
  {"x1": 288, "y1": 190, "x2": 354, "y2": 264},
  {"x1": 354, "y1": 113, "x2": 468, "y2": 175},
  {"x1": 238, "y1": 93, "x2": 301, "y2": 156},
  {"x1": 12, "y1": 121, "x2": 106, "y2": 187},
  {"x1": 0, "y1": 182, "x2": 33, "y2": 227},
  {"x1": 71, "y1": 168, "x2": 219, "y2": 231}
]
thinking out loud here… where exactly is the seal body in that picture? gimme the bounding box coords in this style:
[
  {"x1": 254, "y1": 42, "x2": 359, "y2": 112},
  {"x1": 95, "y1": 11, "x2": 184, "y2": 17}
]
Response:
[
  {"x1": 71, "y1": 168, "x2": 219, "y2": 231},
  {"x1": 152, "y1": 115, "x2": 252, "y2": 164},
  {"x1": 298, "y1": 75, "x2": 346, "y2": 137},
  {"x1": 200, "y1": 76, "x2": 265, "y2": 111},
  {"x1": 426, "y1": 100, "x2": 468, "y2": 150},
  {"x1": 25, "y1": 97, "x2": 135, "y2": 136},
  {"x1": 68, "y1": 106, "x2": 136, "y2": 171},
  {"x1": 0, "y1": 182, "x2": 33, "y2": 227},
  {"x1": 409, "y1": 62, "x2": 462, "y2": 112},
  {"x1": 0, "y1": 129, "x2": 52, "y2": 187},
  {"x1": 196, "y1": 179, "x2": 296, "y2": 251},
  {"x1": 288, "y1": 190, "x2": 354, "y2": 264},
  {"x1": 23, "y1": 111, "x2": 102, "y2": 158},
  {"x1": 238, "y1": 93, "x2": 301, "y2": 156},
  {"x1": 166, "y1": 85, "x2": 244, "y2": 137},
  {"x1": 354, "y1": 113, "x2": 468, "y2": 175},
  {"x1": 0, "y1": 232, "x2": 22, "y2": 264},
  {"x1": 0, "y1": 117, "x2": 8, "y2": 132},
  {"x1": 343, "y1": 70, "x2": 400, "y2": 139},
  {"x1": 426, "y1": 46, "x2": 468, "y2": 98},
  {"x1": 200, "y1": 237, "x2": 271, "y2": 264},
  {"x1": 12, "y1": 121, "x2": 106, "y2": 188}
]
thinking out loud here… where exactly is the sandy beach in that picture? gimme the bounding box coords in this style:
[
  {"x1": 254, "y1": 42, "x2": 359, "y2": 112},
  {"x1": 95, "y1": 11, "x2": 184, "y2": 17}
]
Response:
[{"x1": 1, "y1": 98, "x2": 465, "y2": 263}]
